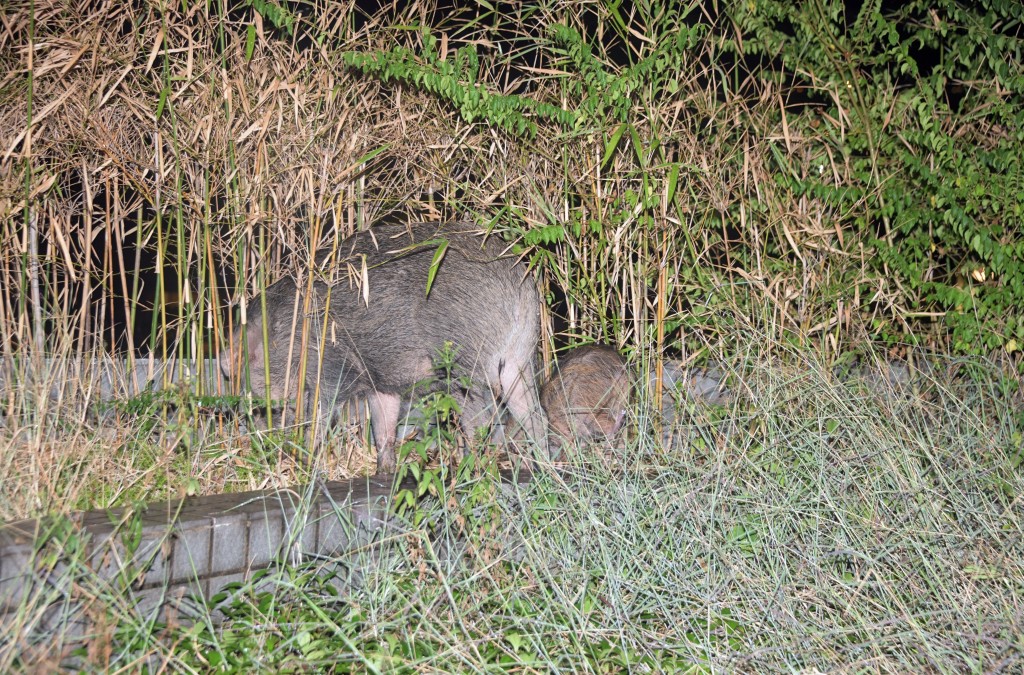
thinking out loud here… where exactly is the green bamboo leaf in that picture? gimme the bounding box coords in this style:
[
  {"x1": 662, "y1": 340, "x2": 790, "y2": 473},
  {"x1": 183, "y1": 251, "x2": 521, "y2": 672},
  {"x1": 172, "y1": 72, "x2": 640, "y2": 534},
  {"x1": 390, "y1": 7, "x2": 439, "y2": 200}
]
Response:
[
  {"x1": 629, "y1": 124, "x2": 646, "y2": 168},
  {"x1": 426, "y1": 239, "x2": 449, "y2": 298},
  {"x1": 602, "y1": 123, "x2": 627, "y2": 169},
  {"x1": 666, "y1": 162, "x2": 681, "y2": 205},
  {"x1": 245, "y1": 24, "x2": 256, "y2": 61},
  {"x1": 155, "y1": 85, "x2": 169, "y2": 120},
  {"x1": 605, "y1": 0, "x2": 628, "y2": 36},
  {"x1": 353, "y1": 143, "x2": 392, "y2": 167}
]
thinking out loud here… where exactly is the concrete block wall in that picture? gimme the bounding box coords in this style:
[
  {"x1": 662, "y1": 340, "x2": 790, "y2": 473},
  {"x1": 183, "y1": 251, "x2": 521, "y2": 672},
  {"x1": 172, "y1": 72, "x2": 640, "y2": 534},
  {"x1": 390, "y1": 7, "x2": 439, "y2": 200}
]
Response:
[{"x1": 0, "y1": 475, "x2": 399, "y2": 636}]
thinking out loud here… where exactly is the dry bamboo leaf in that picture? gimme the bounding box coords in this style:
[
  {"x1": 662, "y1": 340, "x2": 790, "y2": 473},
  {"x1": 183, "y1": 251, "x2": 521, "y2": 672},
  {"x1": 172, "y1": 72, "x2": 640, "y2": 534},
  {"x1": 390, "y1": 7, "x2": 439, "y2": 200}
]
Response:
[{"x1": 145, "y1": 27, "x2": 165, "y2": 74}]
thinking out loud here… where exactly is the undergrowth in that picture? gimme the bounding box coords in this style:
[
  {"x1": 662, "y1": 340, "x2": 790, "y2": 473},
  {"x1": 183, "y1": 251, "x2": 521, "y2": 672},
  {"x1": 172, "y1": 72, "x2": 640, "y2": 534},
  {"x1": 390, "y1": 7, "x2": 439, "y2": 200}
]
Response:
[{"x1": 3, "y1": 343, "x2": 1021, "y2": 672}]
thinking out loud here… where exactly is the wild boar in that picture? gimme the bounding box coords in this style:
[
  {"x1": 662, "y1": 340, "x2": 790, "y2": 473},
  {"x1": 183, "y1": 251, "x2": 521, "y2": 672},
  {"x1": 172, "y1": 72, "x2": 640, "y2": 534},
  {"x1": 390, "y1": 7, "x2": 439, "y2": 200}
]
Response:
[{"x1": 220, "y1": 222, "x2": 548, "y2": 473}]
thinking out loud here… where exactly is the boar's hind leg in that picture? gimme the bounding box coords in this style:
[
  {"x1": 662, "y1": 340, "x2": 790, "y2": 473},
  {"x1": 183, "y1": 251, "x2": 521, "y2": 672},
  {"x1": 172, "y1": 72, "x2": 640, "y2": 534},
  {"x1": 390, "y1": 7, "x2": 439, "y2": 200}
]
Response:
[
  {"x1": 500, "y1": 361, "x2": 549, "y2": 464},
  {"x1": 454, "y1": 388, "x2": 498, "y2": 464},
  {"x1": 369, "y1": 391, "x2": 401, "y2": 474}
]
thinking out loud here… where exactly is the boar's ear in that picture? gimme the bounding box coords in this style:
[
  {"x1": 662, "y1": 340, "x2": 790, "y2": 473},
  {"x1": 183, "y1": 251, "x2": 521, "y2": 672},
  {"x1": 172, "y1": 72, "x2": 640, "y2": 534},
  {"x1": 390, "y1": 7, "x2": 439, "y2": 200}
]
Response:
[
  {"x1": 219, "y1": 330, "x2": 238, "y2": 381},
  {"x1": 245, "y1": 324, "x2": 266, "y2": 367},
  {"x1": 219, "y1": 325, "x2": 265, "y2": 381}
]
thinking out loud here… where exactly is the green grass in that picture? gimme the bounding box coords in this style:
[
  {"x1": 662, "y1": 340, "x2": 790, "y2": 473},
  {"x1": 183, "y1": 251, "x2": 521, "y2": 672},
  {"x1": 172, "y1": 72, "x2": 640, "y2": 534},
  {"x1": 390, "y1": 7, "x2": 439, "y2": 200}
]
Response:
[{"x1": 3, "y1": 345, "x2": 1021, "y2": 672}]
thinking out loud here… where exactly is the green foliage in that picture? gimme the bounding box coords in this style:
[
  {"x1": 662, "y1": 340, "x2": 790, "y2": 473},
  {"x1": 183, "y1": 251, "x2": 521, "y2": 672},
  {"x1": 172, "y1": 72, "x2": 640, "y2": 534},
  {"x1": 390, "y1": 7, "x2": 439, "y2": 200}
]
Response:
[
  {"x1": 392, "y1": 341, "x2": 506, "y2": 540},
  {"x1": 246, "y1": 0, "x2": 298, "y2": 37},
  {"x1": 339, "y1": 14, "x2": 703, "y2": 139},
  {"x1": 342, "y1": 30, "x2": 576, "y2": 138},
  {"x1": 734, "y1": 0, "x2": 1024, "y2": 357},
  {"x1": 548, "y1": 20, "x2": 704, "y2": 128},
  {"x1": 392, "y1": 341, "x2": 467, "y2": 520}
]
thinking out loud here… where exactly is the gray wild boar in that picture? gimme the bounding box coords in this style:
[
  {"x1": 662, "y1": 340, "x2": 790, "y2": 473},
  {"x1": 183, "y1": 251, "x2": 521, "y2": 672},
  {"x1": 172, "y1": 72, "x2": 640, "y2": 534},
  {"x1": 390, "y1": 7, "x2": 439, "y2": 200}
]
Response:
[
  {"x1": 220, "y1": 222, "x2": 548, "y2": 473},
  {"x1": 541, "y1": 344, "x2": 630, "y2": 453}
]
